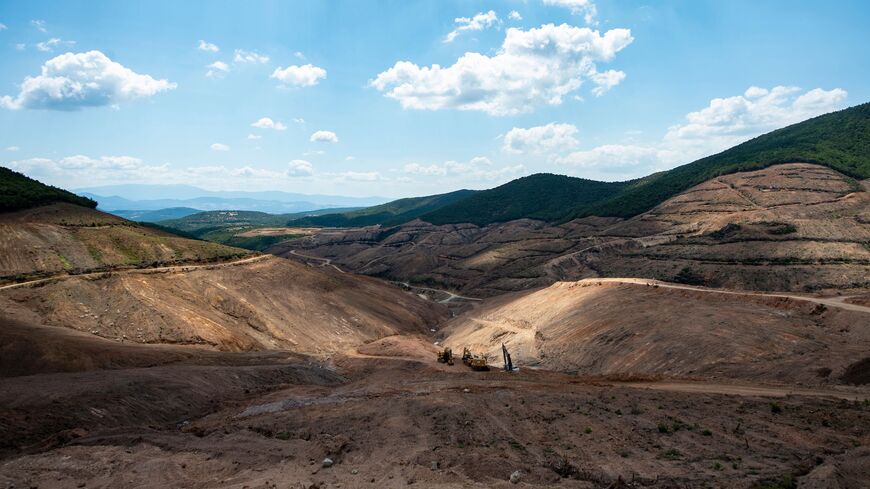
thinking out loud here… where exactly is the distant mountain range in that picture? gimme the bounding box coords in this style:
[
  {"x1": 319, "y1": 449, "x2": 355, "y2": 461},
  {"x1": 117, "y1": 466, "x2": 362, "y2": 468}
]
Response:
[{"x1": 74, "y1": 184, "x2": 389, "y2": 214}]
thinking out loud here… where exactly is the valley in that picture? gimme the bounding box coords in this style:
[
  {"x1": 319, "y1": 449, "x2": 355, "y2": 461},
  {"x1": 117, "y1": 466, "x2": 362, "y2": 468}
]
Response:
[{"x1": 2, "y1": 104, "x2": 870, "y2": 488}]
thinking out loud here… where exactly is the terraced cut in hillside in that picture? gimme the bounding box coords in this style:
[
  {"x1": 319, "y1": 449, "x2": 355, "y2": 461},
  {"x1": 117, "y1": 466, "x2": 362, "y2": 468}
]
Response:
[
  {"x1": 275, "y1": 164, "x2": 870, "y2": 296},
  {"x1": 0, "y1": 255, "x2": 446, "y2": 353},
  {"x1": 0, "y1": 204, "x2": 250, "y2": 282}
]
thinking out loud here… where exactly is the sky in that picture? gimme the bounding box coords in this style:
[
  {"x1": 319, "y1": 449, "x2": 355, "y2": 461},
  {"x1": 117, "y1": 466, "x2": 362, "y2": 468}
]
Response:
[{"x1": 1, "y1": 0, "x2": 869, "y2": 198}]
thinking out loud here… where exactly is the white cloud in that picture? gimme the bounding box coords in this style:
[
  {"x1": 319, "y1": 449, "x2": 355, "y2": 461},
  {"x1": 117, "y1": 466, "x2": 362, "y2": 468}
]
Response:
[
  {"x1": 543, "y1": 0, "x2": 598, "y2": 25},
  {"x1": 15, "y1": 43, "x2": 26, "y2": 51},
  {"x1": 5, "y1": 155, "x2": 170, "y2": 188},
  {"x1": 588, "y1": 69, "x2": 625, "y2": 96},
  {"x1": 287, "y1": 159, "x2": 314, "y2": 176},
  {"x1": 233, "y1": 49, "x2": 269, "y2": 64},
  {"x1": 0, "y1": 50, "x2": 176, "y2": 111},
  {"x1": 293, "y1": 117, "x2": 305, "y2": 123},
  {"x1": 503, "y1": 123, "x2": 579, "y2": 154},
  {"x1": 345, "y1": 156, "x2": 355, "y2": 161},
  {"x1": 294, "y1": 51, "x2": 306, "y2": 60},
  {"x1": 198, "y1": 40, "x2": 219, "y2": 52},
  {"x1": 250, "y1": 117, "x2": 287, "y2": 131},
  {"x1": 331, "y1": 171, "x2": 379, "y2": 182},
  {"x1": 0, "y1": 23, "x2": 7, "y2": 31},
  {"x1": 210, "y1": 143, "x2": 229, "y2": 151},
  {"x1": 444, "y1": 10, "x2": 499, "y2": 43},
  {"x1": 508, "y1": 11, "x2": 523, "y2": 21},
  {"x1": 205, "y1": 60, "x2": 230, "y2": 78},
  {"x1": 271, "y1": 64, "x2": 326, "y2": 87},
  {"x1": 35, "y1": 38, "x2": 75, "y2": 52},
  {"x1": 303, "y1": 150, "x2": 325, "y2": 156},
  {"x1": 31, "y1": 20, "x2": 47, "y2": 32},
  {"x1": 554, "y1": 86, "x2": 848, "y2": 177},
  {"x1": 310, "y1": 130, "x2": 338, "y2": 143},
  {"x1": 371, "y1": 23, "x2": 633, "y2": 115},
  {"x1": 402, "y1": 157, "x2": 521, "y2": 181},
  {"x1": 6, "y1": 146, "x2": 20, "y2": 151},
  {"x1": 247, "y1": 133, "x2": 262, "y2": 140}
]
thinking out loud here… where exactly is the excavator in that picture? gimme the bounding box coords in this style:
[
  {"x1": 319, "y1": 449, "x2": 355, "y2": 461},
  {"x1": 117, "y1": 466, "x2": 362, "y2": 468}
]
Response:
[
  {"x1": 461, "y1": 347, "x2": 489, "y2": 371},
  {"x1": 436, "y1": 347, "x2": 454, "y2": 365}
]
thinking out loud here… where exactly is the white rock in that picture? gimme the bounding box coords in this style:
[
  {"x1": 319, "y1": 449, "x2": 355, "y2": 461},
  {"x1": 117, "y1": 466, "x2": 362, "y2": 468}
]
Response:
[
  {"x1": 510, "y1": 470, "x2": 521, "y2": 484},
  {"x1": 322, "y1": 458, "x2": 334, "y2": 468}
]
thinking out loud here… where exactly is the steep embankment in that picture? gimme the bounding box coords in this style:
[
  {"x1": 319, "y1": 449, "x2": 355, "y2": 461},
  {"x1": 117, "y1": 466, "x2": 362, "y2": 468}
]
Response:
[
  {"x1": 0, "y1": 254, "x2": 447, "y2": 354},
  {"x1": 276, "y1": 163, "x2": 870, "y2": 295},
  {"x1": 441, "y1": 278, "x2": 870, "y2": 385}
]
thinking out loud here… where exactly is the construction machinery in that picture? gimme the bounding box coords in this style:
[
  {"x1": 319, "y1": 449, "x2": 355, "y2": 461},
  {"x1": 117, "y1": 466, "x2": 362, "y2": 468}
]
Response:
[
  {"x1": 461, "y1": 347, "x2": 489, "y2": 371},
  {"x1": 502, "y1": 343, "x2": 514, "y2": 372},
  {"x1": 436, "y1": 347, "x2": 454, "y2": 365}
]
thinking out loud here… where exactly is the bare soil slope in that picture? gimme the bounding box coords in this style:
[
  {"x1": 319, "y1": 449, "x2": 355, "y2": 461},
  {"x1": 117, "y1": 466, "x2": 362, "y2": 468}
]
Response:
[
  {"x1": 0, "y1": 255, "x2": 446, "y2": 354},
  {"x1": 275, "y1": 164, "x2": 870, "y2": 296},
  {"x1": 441, "y1": 279, "x2": 870, "y2": 385}
]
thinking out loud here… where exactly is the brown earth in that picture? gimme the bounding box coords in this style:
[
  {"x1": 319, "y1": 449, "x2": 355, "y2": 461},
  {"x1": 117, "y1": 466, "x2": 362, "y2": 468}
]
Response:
[
  {"x1": 272, "y1": 163, "x2": 870, "y2": 296},
  {"x1": 1, "y1": 341, "x2": 868, "y2": 488},
  {"x1": 0, "y1": 203, "x2": 250, "y2": 282},
  {"x1": 0, "y1": 254, "x2": 447, "y2": 353},
  {"x1": 441, "y1": 279, "x2": 870, "y2": 385}
]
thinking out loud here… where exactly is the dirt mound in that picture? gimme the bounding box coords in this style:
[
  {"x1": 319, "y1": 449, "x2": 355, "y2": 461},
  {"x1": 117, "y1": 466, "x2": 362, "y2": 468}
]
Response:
[
  {"x1": 441, "y1": 279, "x2": 870, "y2": 384},
  {"x1": 0, "y1": 255, "x2": 447, "y2": 355},
  {"x1": 275, "y1": 164, "x2": 870, "y2": 296},
  {"x1": 0, "y1": 203, "x2": 249, "y2": 281}
]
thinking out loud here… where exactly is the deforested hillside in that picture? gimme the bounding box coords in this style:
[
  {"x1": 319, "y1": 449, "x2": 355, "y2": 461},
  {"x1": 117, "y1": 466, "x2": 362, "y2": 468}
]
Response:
[
  {"x1": 0, "y1": 255, "x2": 447, "y2": 354},
  {"x1": 0, "y1": 203, "x2": 250, "y2": 282},
  {"x1": 442, "y1": 278, "x2": 870, "y2": 385},
  {"x1": 277, "y1": 163, "x2": 870, "y2": 295},
  {"x1": 1, "y1": 167, "x2": 97, "y2": 212}
]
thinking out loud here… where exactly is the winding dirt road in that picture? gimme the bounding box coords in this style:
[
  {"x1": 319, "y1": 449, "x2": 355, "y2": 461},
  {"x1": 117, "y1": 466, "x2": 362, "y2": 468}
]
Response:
[
  {"x1": 288, "y1": 249, "x2": 345, "y2": 273},
  {"x1": 0, "y1": 254, "x2": 271, "y2": 291},
  {"x1": 584, "y1": 278, "x2": 870, "y2": 314}
]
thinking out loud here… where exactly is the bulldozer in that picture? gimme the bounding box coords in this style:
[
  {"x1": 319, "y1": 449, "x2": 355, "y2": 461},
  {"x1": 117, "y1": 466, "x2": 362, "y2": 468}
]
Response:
[
  {"x1": 461, "y1": 347, "x2": 489, "y2": 371},
  {"x1": 436, "y1": 347, "x2": 454, "y2": 365}
]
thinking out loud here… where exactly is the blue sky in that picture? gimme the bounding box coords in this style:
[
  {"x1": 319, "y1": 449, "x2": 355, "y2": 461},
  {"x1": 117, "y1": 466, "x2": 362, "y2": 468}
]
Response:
[{"x1": 1, "y1": 0, "x2": 868, "y2": 198}]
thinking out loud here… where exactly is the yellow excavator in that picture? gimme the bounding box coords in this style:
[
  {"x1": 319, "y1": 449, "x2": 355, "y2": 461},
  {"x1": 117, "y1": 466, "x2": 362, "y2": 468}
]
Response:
[{"x1": 461, "y1": 347, "x2": 489, "y2": 371}]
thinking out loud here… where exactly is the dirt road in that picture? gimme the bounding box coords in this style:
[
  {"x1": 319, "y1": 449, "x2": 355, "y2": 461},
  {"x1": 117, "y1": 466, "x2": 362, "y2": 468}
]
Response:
[
  {"x1": 607, "y1": 380, "x2": 869, "y2": 401},
  {"x1": 585, "y1": 278, "x2": 870, "y2": 314},
  {"x1": 288, "y1": 249, "x2": 345, "y2": 273},
  {"x1": 0, "y1": 254, "x2": 270, "y2": 291},
  {"x1": 394, "y1": 281, "x2": 482, "y2": 303}
]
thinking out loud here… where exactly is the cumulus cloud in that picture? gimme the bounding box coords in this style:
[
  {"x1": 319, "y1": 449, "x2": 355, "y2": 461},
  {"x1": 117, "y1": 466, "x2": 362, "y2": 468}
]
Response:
[
  {"x1": 444, "y1": 10, "x2": 499, "y2": 43},
  {"x1": 554, "y1": 86, "x2": 848, "y2": 178},
  {"x1": 4, "y1": 155, "x2": 170, "y2": 187},
  {"x1": 287, "y1": 159, "x2": 314, "y2": 176},
  {"x1": 205, "y1": 60, "x2": 230, "y2": 78},
  {"x1": 247, "y1": 133, "x2": 262, "y2": 140},
  {"x1": 371, "y1": 23, "x2": 633, "y2": 115},
  {"x1": 0, "y1": 50, "x2": 176, "y2": 111},
  {"x1": 503, "y1": 123, "x2": 579, "y2": 154},
  {"x1": 250, "y1": 117, "x2": 287, "y2": 131},
  {"x1": 210, "y1": 143, "x2": 229, "y2": 151},
  {"x1": 271, "y1": 64, "x2": 326, "y2": 87},
  {"x1": 310, "y1": 130, "x2": 338, "y2": 143},
  {"x1": 198, "y1": 40, "x2": 219, "y2": 52},
  {"x1": 31, "y1": 20, "x2": 47, "y2": 32},
  {"x1": 0, "y1": 23, "x2": 7, "y2": 31},
  {"x1": 543, "y1": 0, "x2": 598, "y2": 25},
  {"x1": 508, "y1": 11, "x2": 523, "y2": 21},
  {"x1": 233, "y1": 49, "x2": 269, "y2": 64}
]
